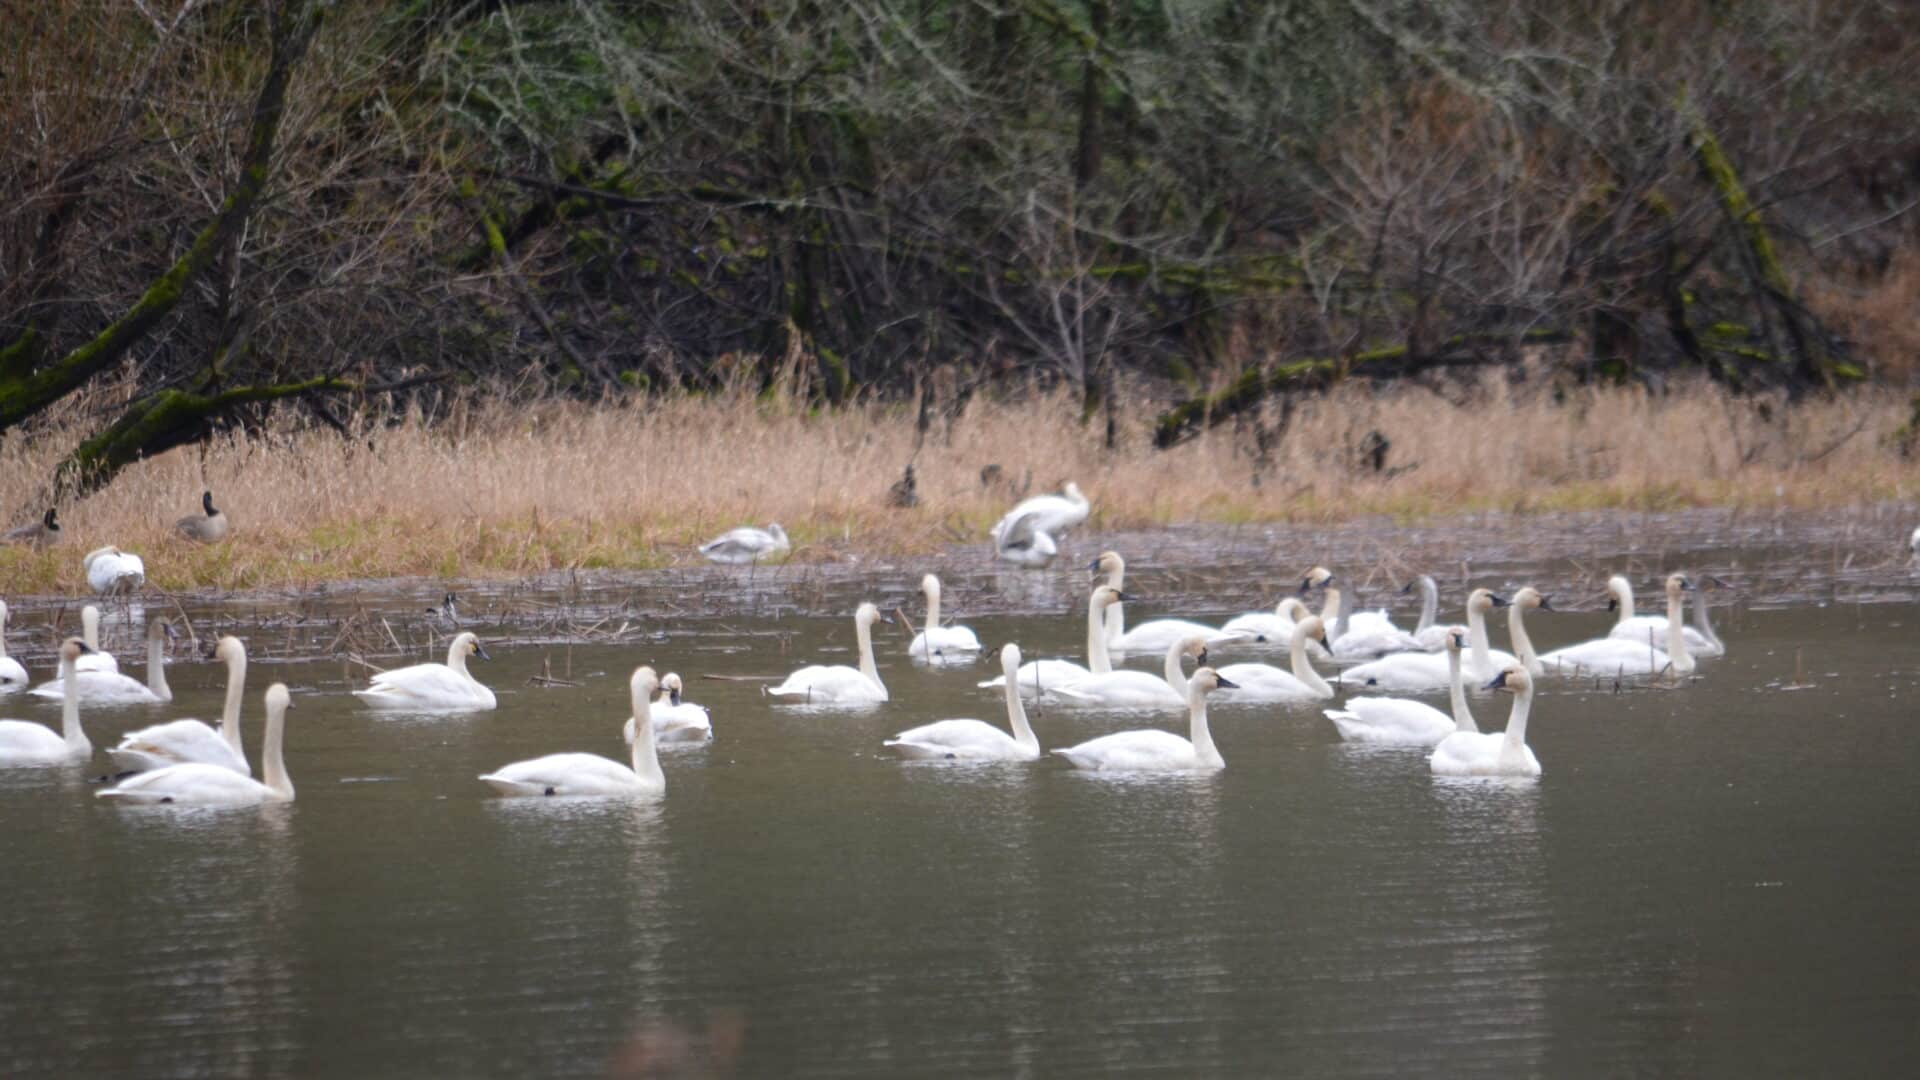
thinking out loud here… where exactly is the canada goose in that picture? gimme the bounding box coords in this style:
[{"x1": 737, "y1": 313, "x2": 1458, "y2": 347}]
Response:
[
  {"x1": 3, "y1": 507, "x2": 59, "y2": 549},
  {"x1": 174, "y1": 490, "x2": 229, "y2": 543}
]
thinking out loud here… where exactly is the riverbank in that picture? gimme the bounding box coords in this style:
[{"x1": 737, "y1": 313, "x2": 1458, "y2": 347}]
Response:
[{"x1": 3, "y1": 379, "x2": 1917, "y2": 594}]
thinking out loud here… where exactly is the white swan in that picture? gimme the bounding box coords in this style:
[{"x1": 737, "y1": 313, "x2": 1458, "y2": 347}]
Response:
[
  {"x1": 108, "y1": 636, "x2": 250, "y2": 775},
  {"x1": 0, "y1": 639, "x2": 94, "y2": 765},
  {"x1": 623, "y1": 672, "x2": 712, "y2": 745},
  {"x1": 990, "y1": 482, "x2": 1090, "y2": 544},
  {"x1": 0, "y1": 601, "x2": 26, "y2": 692},
  {"x1": 1343, "y1": 589, "x2": 1516, "y2": 690},
  {"x1": 1544, "y1": 574, "x2": 1696, "y2": 677},
  {"x1": 99, "y1": 684, "x2": 295, "y2": 805},
  {"x1": 31, "y1": 616, "x2": 171, "y2": 705},
  {"x1": 1214, "y1": 616, "x2": 1335, "y2": 701},
  {"x1": 354, "y1": 631, "x2": 496, "y2": 710},
  {"x1": 1325, "y1": 585, "x2": 1422, "y2": 659},
  {"x1": 74, "y1": 604, "x2": 119, "y2": 673},
  {"x1": 1301, "y1": 566, "x2": 1404, "y2": 641},
  {"x1": 1405, "y1": 575, "x2": 1451, "y2": 651},
  {"x1": 1051, "y1": 667, "x2": 1235, "y2": 772},
  {"x1": 993, "y1": 508, "x2": 1059, "y2": 568},
  {"x1": 885, "y1": 643, "x2": 1041, "y2": 761},
  {"x1": 977, "y1": 584, "x2": 1120, "y2": 696},
  {"x1": 1505, "y1": 586, "x2": 1551, "y2": 676},
  {"x1": 1603, "y1": 575, "x2": 1714, "y2": 654},
  {"x1": 767, "y1": 602, "x2": 891, "y2": 703},
  {"x1": 907, "y1": 574, "x2": 982, "y2": 661},
  {"x1": 83, "y1": 546, "x2": 145, "y2": 595},
  {"x1": 1109, "y1": 615, "x2": 1246, "y2": 654},
  {"x1": 1043, "y1": 627, "x2": 1206, "y2": 709},
  {"x1": 1091, "y1": 550, "x2": 1127, "y2": 646},
  {"x1": 1325, "y1": 627, "x2": 1476, "y2": 744},
  {"x1": 1688, "y1": 582, "x2": 1727, "y2": 659},
  {"x1": 481, "y1": 667, "x2": 665, "y2": 797},
  {"x1": 699, "y1": 522, "x2": 789, "y2": 564},
  {"x1": 1430, "y1": 665, "x2": 1541, "y2": 778}
]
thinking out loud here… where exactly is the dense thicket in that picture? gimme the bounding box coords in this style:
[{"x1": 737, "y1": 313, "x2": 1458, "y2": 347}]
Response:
[{"x1": 4, "y1": 1, "x2": 1918, "y2": 491}]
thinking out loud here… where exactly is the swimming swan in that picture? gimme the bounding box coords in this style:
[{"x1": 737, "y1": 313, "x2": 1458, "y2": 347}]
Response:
[
  {"x1": 83, "y1": 546, "x2": 145, "y2": 595},
  {"x1": 623, "y1": 672, "x2": 712, "y2": 745},
  {"x1": 1603, "y1": 575, "x2": 1714, "y2": 654},
  {"x1": 885, "y1": 643, "x2": 1042, "y2": 761},
  {"x1": 991, "y1": 482, "x2": 1090, "y2": 544},
  {"x1": 1214, "y1": 616, "x2": 1335, "y2": 701},
  {"x1": 31, "y1": 615, "x2": 171, "y2": 705},
  {"x1": 1324, "y1": 585, "x2": 1423, "y2": 660},
  {"x1": 1429, "y1": 665, "x2": 1541, "y2": 778},
  {"x1": 1343, "y1": 589, "x2": 1515, "y2": 690},
  {"x1": 1325, "y1": 627, "x2": 1476, "y2": 744},
  {"x1": 1543, "y1": 574, "x2": 1695, "y2": 677},
  {"x1": 0, "y1": 601, "x2": 26, "y2": 692},
  {"x1": 1301, "y1": 567, "x2": 1405, "y2": 642},
  {"x1": 1505, "y1": 586, "x2": 1552, "y2": 676},
  {"x1": 354, "y1": 632, "x2": 496, "y2": 710},
  {"x1": 99, "y1": 684, "x2": 295, "y2": 805},
  {"x1": 74, "y1": 604, "x2": 119, "y2": 673},
  {"x1": 699, "y1": 523, "x2": 789, "y2": 564},
  {"x1": 993, "y1": 508, "x2": 1059, "y2": 568},
  {"x1": 108, "y1": 636, "x2": 251, "y2": 776},
  {"x1": 482, "y1": 668, "x2": 666, "y2": 797},
  {"x1": 0, "y1": 639, "x2": 94, "y2": 765},
  {"x1": 1406, "y1": 576, "x2": 1451, "y2": 651},
  {"x1": 977, "y1": 584, "x2": 1120, "y2": 696},
  {"x1": 1043, "y1": 627, "x2": 1207, "y2": 709},
  {"x1": 767, "y1": 602, "x2": 891, "y2": 703},
  {"x1": 907, "y1": 574, "x2": 983, "y2": 661},
  {"x1": 1051, "y1": 667, "x2": 1235, "y2": 772},
  {"x1": 175, "y1": 490, "x2": 230, "y2": 543}
]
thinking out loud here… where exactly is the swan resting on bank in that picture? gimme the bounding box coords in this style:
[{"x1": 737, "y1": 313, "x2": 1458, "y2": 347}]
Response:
[
  {"x1": 99, "y1": 684, "x2": 296, "y2": 805},
  {"x1": 991, "y1": 482, "x2": 1090, "y2": 544},
  {"x1": 885, "y1": 643, "x2": 1041, "y2": 761},
  {"x1": 354, "y1": 632, "x2": 496, "y2": 710},
  {"x1": 1429, "y1": 664, "x2": 1541, "y2": 778},
  {"x1": 767, "y1": 602, "x2": 891, "y2": 703},
  {"x1": 699, "y1": 523, "x2": 790, "y2": 564},
  {"x1": 84, "y1": 546, "x2": 146, "y2": 595},
  {"x1": 0, "y1": 639, "x2": 95, "y2": 765},
  {"x1": 482, "y1": 668, "x2": 667, "y2": 797},
  {"x1": 1325, "y1": 627, "x2": 1474, "y2": 745},
  {"x1": 108, "y1": 636, "x2": 251, "y2": 776},
  {"x1": 993, "y1": 509, "x2": 1059, "y2": 568},
  {"x1": 1051, "y1": 667, "x2": 1236, "y2": 772}
]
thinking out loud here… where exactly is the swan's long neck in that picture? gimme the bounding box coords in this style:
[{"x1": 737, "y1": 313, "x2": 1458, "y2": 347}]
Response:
[
  {"x1": 1415, "y1": 579, "x2": 1438, "y2": 634},
  {"x1": 262, "y1": 698, "x2": 293, "y2": 800},
  {"x1": 1691, "y1": 588, "x2": 1724, "y2": 653},
  {"x1": 1666, "y1": 589, "x2": 1695, "y2": 675},
  {"x1": 1086, "y1": 594, "x2": 1113, "y2": 675},
  {"x1": 1508, "y1": 604, "x2": 1541, "y2": 676},
  {"x1": 629, "y1": 684, "x2": 665, "y2": 789},
  {"x1": 1290, "y1": 625, "x2": 1332, "y2": 697},
  {"x1": 146, "y1": 626, "x2": 170, "y2": 700},
  {"x1": 924, "y1": 582, "x2": 942, "y2": 631},
  {"x1": 1320, "y1": 588, "x2": 1343, "y2": 638},
  {"x1": 221, "y1": 651, "x2": 248, "y2": 761},
  {"x1": 1446, "y1": 648, "x2": 1476, "y2": 733},
  {"x1": 60, "y1": 653, "x2": 89, "y2": 754},
  {"x1": 1103, "y1": 564, "x2": 1126, "y2": 646},
  {"x1": 446, "y1": 638, "x2": 470, "y2": 677},
  {"x1": 1188, "y1": 688, "x2": 1223, "y2": 768},
  {"x1": 1468, "y1": 605, "x2": 1495, "y2": 676},
  {"x1": 1003, "y1": 661, "x2": 1037, "y2": 750},
  {"x1": 1612, "y1": 580, "x2": 1636, "y2": 626},
  {"x1": 82, "y1": 607, "x2": 102, "y2": 650},
  {"x1": 1500, "y1": 686, "x2": 1533, "y2": 764},
  {"x1": 856, "y1": 616, "x2": 885, "y2": 695},
  {"x1": 0, "y1": 603, "x2": 10, "y2": 661},
  {"x1": 1163, "y1": 641, "x2": 1191, "y2": 696}
]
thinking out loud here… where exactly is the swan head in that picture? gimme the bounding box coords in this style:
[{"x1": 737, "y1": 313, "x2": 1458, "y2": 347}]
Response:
[
  {"x1": 1512, "y1": 587, "x2": 1552, "y2": 612},
  {"x1": 1605, "y1": 575, "x2": 1632, "y2": 611},
  {"x1": 147, "y1": 617, "x2": 174, "y2": 644},
  {"x1": 265, "y1": 682, "x2": 292, "y2": 714},
  {"x1": 59, "y1": 637, "x2": 94, "y2": 666},
  {"x1": 855, "y1": 601, "x2": 891, "y2": 627},
  {"x1": 629, "y1": 665, "x2": 660, "y2": 706},
  {"x1": 453, "y1": 632, "x2": 491, "y2": 661},
  {"x1": 1484, "y1": 664, "x2": 1533, "y2": 695},
  {"x1": 1189, "y1": 666, "x2": 1237, "y2": 695},
  {"x1": 1175, "y1": 635, "x2": 1210, "y2": 667},
  {"x1": 1468, "y1": 588, "x2": 1508, "y2": 614},
  {"x1": 659, "y1": 672, "x2": 684, "y2": 707},
  {"x1": 920, "y1": 573, "x2": 941, "y2": 598},
  {"x1": 215, "y1": 635, "x2": 246, "y2": 665},
  {"x1": 1295, "y1": 615, "x2": 1330, "y2": 646},
  {"x1": 1277, "y1": 597, "x2": 1312, "y2": 622},
  {"x1": 1063, "y1": 482, "x2": 1085, "y2": 501},
  {"x1": 1666, "y1": 573, "x2": 1695, "y2": 597},
  {"x1": 1088, "y1": 550, "x2": 1124, "y2": 576},
  {"x1": 767, "y1": 524, "x2": 789, "y2": 545},
  {"x1": 1092, "y1": 585, "x2": 1128, "y2": 609},
  {"x1": 1443, "y1": 626, "x2": 1468, "y2": 653},
  {"x1": 999, "y1": 642, "x2": 1022, "y2": 674},
  {"x1": 1298, "y1": 566, "x2": 1334, "y2": 594}
]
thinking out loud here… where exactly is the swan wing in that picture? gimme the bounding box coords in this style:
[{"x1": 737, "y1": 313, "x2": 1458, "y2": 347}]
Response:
[
  {"x1": 111, "y1": 719, "x2": 249, "y2": 775},
  {"x1": 1052, "y1": 729, "x2": 1196, "y2": 771},
  {"x1": 1213, "y1": 663, "x2": 1326, "y2": 701},
  {"x1": 0, "y1": 719, "x2": 73, "y2": 763},
  {"x1": 0, "y1": 656, "x2": 27, "y2": 690},
  {"x1": 357, "y1": 662, "x2": 496, "y2": 709},
  {"x1": 1429, "y1": 731, "x2": 1540, "y2": 777},
  {"x1": 74, "y1": 652, "x2": 120, "y2": 674},
  {"x1": 479, "y1": 752, "x2": 653, "y2": 796},
  {"x1": 1325, "y1": 698, "x2": 1453, "y2": 744},
  {"x1": 766, "y1": 665, "x2": 885, "y2": 703},
  {"x1": 1340, "y1": 653, "x2": 1452, "y2": 691},
  {"x1": 1606, "y1": 618, "x2": 1712, "y2": 653},
  {"x1": 99, "y1": 763, "x2": 274, "y2": 805},
  {"x1": 884, "y1": 719, "x2": 1031, "y2": 760},
  {"x1": 628, "y1": 704, "x2": 713, "y2": 744},
  {"x1": 30, "y1": 671, "x2": 162, "y2": 705},
  {"x1": 978, "y1": 659, "x2": 1091, "y2": 696},
  {"x1": 1540, "y1": 638, "x2": 1670, "y2": 675},
  {"x1": 1039, "y1": 671, "x2": 1183, "y2": 708},
  {"x1": 910, "y1": 625, "x2": 983, "y2": 660}
]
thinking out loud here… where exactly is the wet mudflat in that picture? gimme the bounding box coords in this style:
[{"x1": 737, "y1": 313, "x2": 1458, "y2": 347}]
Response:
[{"x1": 1, "y1": 505, "x2": 1917, "y2": 1076}]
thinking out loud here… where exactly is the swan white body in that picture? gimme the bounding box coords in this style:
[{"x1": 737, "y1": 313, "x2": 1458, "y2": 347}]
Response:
[
  {"x1": 907, "y1": 574, "x2": 982, "y2": 661},
  {"x1": 993, "y1": 509, "x2": 1058, "y2": 568},
  {"x1": 1044, "y1": 623, "x2": 1204, "y2": 709},
  {"x1": 767, "y1": 602, "x2": 889, "y2": 703},
  {"x1": 1603, "y1": 576, "x2": 1714, "y2": 654},
  {"x1": 623, "y1": 673, "x2": 712, "y2": 745},
  {"x1": 990, "y1": 482, "x2": 1089, "y2": 544},
  {"x1": 1344, "y1": 589, "x2": 1515, "y2": 690},
  {"x1": 1326, "y1": 584, "x2": 1422, "y2": 659},
  {"x1": 74, "y1": 605, "x2": 119, "y2": 674},
  {"x1": 885, "y1": 644, "x2": 1041, "y2": 761},
  {"x1": 99, "y1": 684, "x2": 294, "y2": 805},
  {"x1": 1214, "y1": 616, "x2": 1335, "y2": 701},
  {"x1": 31, "y1": 616, "x2": 171, "y2": 705},
  {"x1": 0, "y1": 640, "x2": 93, "y2": 765},
  {"x1": 1052, "y1": 668, "x2": 1234, "y2": 772},
  {"x1": 699, "y1": 523, "x2": 789, "y2": 564},
  {"x1": 84, "y1": 546, "x2": 145, "y2": 595},
  {"x1": 1430, "y1": 665, "x2": 1541, "y2": 778},
  {"x1": 482, "y1": 668, "x2": 665, "y2": 797},
  {"x1": 1545, "y1": 574, "x2": 1696, "y2": 677},
  {"x1": 0, "y1": 601, "x2": 26, "y2": 692},
  {"x1": 108, "y1": 637, "x2": 251, "y2": 775},
  {"x1": 1109, "y1": 618, "x2": 1246, "y2": 653},
  {"x1": 1326, "y1": 628, "x2": 1475, "y2": 744},
  {"x1": 354, "y1": 632, "x2": 496, "y2": 710}
]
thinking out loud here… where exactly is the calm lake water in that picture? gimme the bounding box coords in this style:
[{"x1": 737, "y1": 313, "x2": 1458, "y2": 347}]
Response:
[{"x1": 3, "y1": 512, "x2": 1918, "y2": 1076}]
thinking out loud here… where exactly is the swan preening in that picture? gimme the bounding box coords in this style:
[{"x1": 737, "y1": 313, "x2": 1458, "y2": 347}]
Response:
[
  {"x1": 31, "y1": 615, "x2": 171, "y2": 705},
  {"x1": 83, "y1": 546, "x2": 146, "y2": 595},
  {"x1": 99, "y1": 683, "x2": 295, "y2": 805},
  {"x1": 0, "y1": 639, "x2": 94, "y2": 765},
  {"x1": 175, "y1": 490, "x2": 230, "y2": 543},
  {"x1": 354, "y1": 632, "x2": 496, "y2": 710},
  {"x1": 0, "y1": 601, "x2": 26, "y2": 692},
  {"x1": 623, "y1": 672, "x2": 712, "y2": 745},
  {"x1": 907, "y1": 574, "x2": 982, "y2": 661},
  {"x1": 1326, "y1": 628, "x2": 1475, "y2": 744},
  {"x1": 1429, "y1": 664, "x2": 1541, "y2": 778},
  {"x1": 108, "y1": 636, "x2": 251, "y2": 776},
  {"x1": 699, "y1": 523, "x2": 790, "y2": 564},
  {"x1": 767, "y1": 602, "x2": 891, "y2": 703},
  {"x1": 885, "y1": 643, "x2": 1041, "y2": 761},
  {"x1": 1214, "y1": 616, "x2": 1335, "y2": 702},
  {"x1": 991, "y1": 482, "x2": 1089, "y2": 568},
  {"x1": 481, "y1": 667, "x2": 665, "y2": 797},
  {"x1": 1052, "y1": 667, "x2": 1235, "y2": 772}
]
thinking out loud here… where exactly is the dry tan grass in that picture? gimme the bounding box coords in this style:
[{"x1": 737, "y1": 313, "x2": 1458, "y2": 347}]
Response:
[{"x1": 1, "y1": 376, "x2": 1916, "y2": 592}]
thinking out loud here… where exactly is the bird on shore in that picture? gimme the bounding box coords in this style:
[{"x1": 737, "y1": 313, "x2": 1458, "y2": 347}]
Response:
[
  {"x1": 990, "y1": 481, "x2": 1089, "y2": 547},
  {"x1": 699, "y1": 523, "x2": 790, "y2": 564},
  {"x1": 174, "y1": 490, "x2": 230, "y2": 543},
  {"x1": 993, "y1": 509, "x2": 1058, "y2": 567},
  {"x1": 83, "y1": 546, "x2": 145, "y2": 595},
  {"x1": 3, "y1": 508, "x2": 59, "y2": 549}
]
